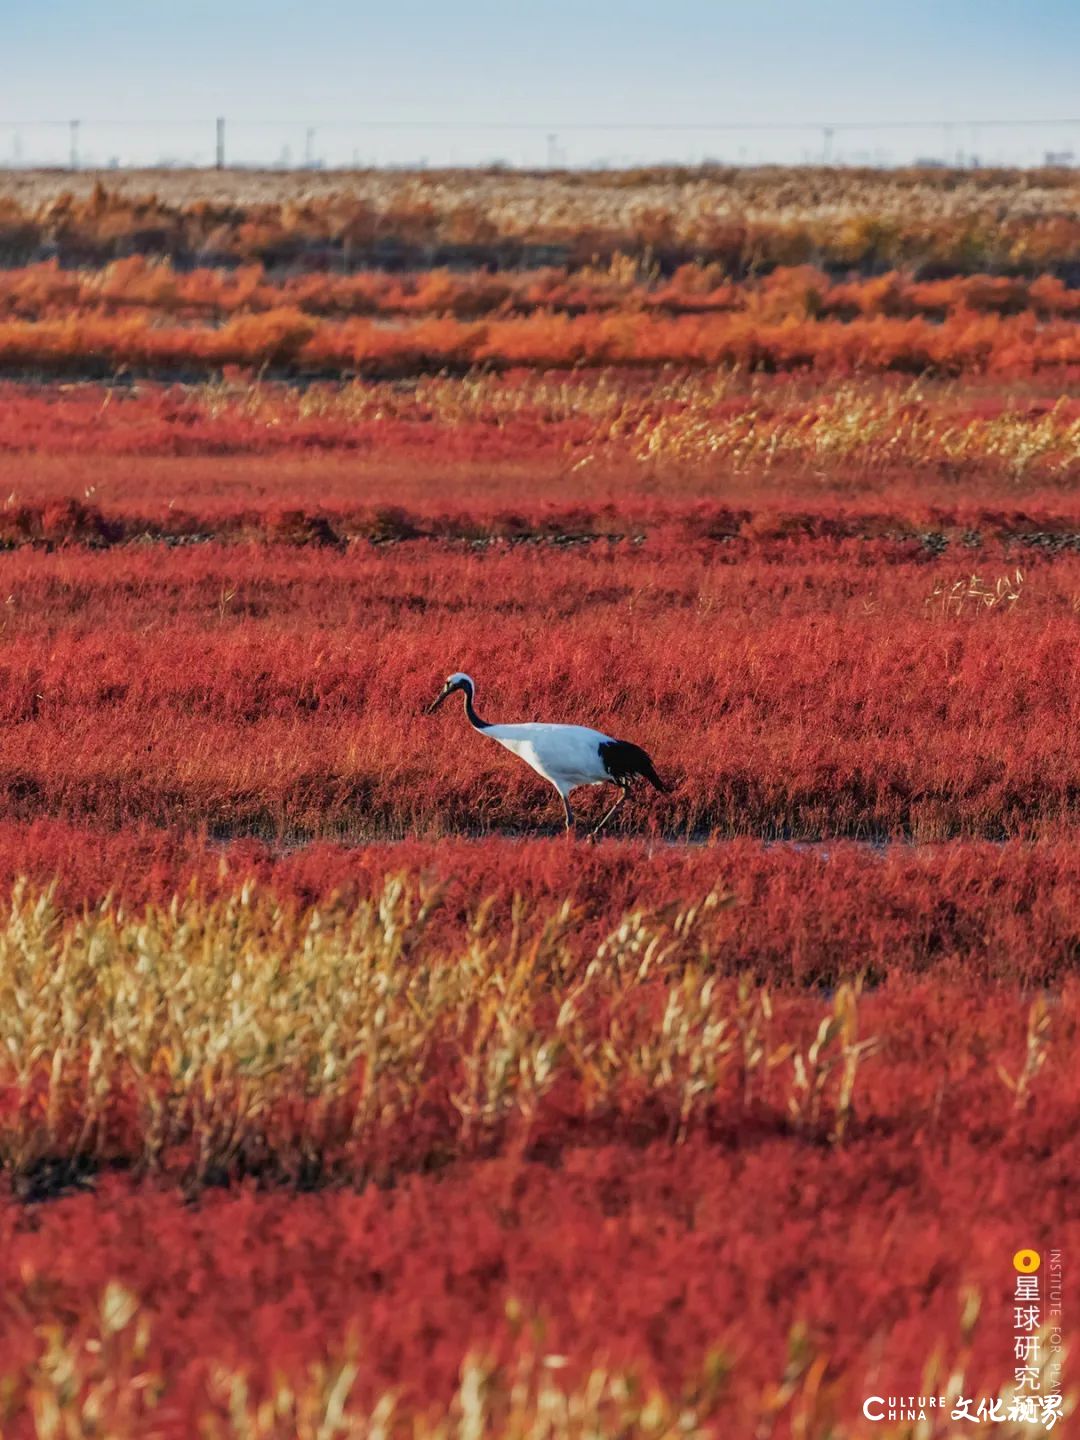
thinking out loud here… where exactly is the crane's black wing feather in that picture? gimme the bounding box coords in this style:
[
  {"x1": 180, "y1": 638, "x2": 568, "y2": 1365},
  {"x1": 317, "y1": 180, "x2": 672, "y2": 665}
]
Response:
[{"x1": 598, "y1": 739, "x2": 670, "y2": 793}]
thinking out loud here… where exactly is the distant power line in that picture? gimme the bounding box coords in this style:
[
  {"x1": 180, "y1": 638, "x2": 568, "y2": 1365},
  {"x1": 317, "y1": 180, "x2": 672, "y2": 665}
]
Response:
[
  {"x1": 2, "y1": 116, "x2": 1080, "y2": 132},
  {"x1": 3, "y1": 114, "x2": 1077, "y2": 173}
]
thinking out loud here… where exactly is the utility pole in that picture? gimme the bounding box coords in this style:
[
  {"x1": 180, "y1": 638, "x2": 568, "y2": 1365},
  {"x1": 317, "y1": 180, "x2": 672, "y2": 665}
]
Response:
[
  {"x1": 305, "y1": 127, "x2": 315, "y2": 167},
  {"x1": 546, "y1": 132, "x2": 558, "y2": 168},
  {"x1": 216, "y1": 116, "x2": 226, "y2": 170},
  {"x1": 822, "y1": 126, "x2": 834, "y2": 164},
  {"x1": 69, "y1": 119, "x2": 80, "y2": 170}
]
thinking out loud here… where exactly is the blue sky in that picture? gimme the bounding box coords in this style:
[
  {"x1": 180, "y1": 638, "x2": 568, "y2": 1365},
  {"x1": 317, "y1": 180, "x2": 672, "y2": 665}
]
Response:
[{"x1": 5, "y1": 1, "x2": 1080, "y2": 167}]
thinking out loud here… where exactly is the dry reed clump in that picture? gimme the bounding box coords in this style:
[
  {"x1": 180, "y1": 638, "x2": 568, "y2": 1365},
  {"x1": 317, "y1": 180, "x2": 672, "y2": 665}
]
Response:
[
  {"x1": 0, "y1": 876, "x2": 1070, "y2": 1193},
  {"x1": 6, "y1": 167, "x2": 1080, "y2": 276},
  {"x1": 925, "y1": 569, "x2": 1025, "y2": 617},
  {"x1": 0, "y1": 877, "x2": 894, "y2": 1189},
  {"x1": 6, "y1": 373, "x2": 1080, "y2": 490},
  {"x1": 6, "y1": 1274, "x2": 1071, "y2": 1438},
  {"x1": 149, "y1": 374, "x2": 1080, "y2": 480},
  {"x1": 632, "y1": 383, "x2": 1080, "y2": 477},
  {"x1": 12, "y1": 1282, "x2": 736, "y2": 1440}
]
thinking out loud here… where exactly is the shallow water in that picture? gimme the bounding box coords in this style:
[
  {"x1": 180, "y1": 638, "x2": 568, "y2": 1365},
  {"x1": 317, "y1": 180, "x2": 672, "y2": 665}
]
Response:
[{"x1": 207, "y1": 823, "x2": 1008, "y2": 857}]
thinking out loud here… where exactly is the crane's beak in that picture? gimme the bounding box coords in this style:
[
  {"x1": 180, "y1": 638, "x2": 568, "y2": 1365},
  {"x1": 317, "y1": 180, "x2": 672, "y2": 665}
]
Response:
[{"x1": 426, "y1": 683, "x2": 453, "y2": 715}]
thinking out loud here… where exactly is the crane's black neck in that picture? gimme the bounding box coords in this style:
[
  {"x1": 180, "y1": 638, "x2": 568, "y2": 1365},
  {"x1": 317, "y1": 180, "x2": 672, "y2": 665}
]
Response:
[{"x1": 460, "y1": 682, "x2": 489, "y2": 730}]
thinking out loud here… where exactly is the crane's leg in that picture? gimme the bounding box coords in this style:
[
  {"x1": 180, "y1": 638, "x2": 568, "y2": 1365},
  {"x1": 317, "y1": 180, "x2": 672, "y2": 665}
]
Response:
[
  {"x1": 561, "y1": 792, "x2": 576, "y2": 835},
  {"x1": 587, "y1": 783, "x2": 629, "y2": 840}
]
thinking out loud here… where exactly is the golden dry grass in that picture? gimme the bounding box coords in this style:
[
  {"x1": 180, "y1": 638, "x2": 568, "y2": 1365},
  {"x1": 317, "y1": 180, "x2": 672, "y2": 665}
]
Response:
[
  {"x1": 173, "y1": 372, "x2": 1080, "y2": 481},
  {"x1": 0, "y1": 878, "x2": 1073, "y2": 1435},
  {"x1": 0, "y1": 878, "x2": 888, "y2": 1188},
  {"x1": 6, "y1": 1278, "x2": 1069, "y2": 1439},
  {"x1": 4, "y1": 165, "x2": 1080, "y2": 229}
]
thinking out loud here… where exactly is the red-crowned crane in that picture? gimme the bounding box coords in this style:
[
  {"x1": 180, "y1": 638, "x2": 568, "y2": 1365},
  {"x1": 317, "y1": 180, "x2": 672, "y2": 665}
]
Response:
[{"x1": 426, "y1": 672, "x2": 670, "y2": 837}]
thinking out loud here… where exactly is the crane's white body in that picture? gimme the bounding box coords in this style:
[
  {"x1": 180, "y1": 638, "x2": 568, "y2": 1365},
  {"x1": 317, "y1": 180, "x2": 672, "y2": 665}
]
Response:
[
  {"x1": 483, "y1": 722, "x2": 616, "y2": 798},
  {"x1": 426, "y1": 672, "x2": 667, "y2": 836}
]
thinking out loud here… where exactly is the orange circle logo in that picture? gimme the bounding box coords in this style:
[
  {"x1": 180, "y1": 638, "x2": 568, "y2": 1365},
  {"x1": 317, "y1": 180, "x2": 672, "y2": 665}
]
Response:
[{"x1": 1013, "y1": 1249, "x2": 1041, "y2": 1273}]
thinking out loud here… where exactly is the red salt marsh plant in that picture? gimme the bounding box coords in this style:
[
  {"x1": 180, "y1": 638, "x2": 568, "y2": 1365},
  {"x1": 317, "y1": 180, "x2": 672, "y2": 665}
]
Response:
[
  {"x1": 0, "y1": 1254, "x2": 1072, "y2": 1438},
  {"x1": 0, "y1": 877, "x2": 1075, "y2": 1193},
  {"x1": 0, "y1": 822, "x2": 1076, "y2": 984},
  {"x1": 5, "y1": 374, "x2": 1080, "y2": 509},
  {"x1": 8, "y1": 259, "x2": 1080, "y2": 326},
  {"x1": 4, "y1": 306, "x2": 1080, "y2": 379},
  {"x1": 0, "y1": 871, "x2": 1074, "y2": 1433},
  {"x1": 0, "y1": 538, "x2": 1079, "y2": 839}
]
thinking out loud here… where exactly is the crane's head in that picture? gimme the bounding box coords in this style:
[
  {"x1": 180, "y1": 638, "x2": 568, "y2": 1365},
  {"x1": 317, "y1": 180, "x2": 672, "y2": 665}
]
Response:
[{"x1": 426, "y1": 672, "x2": 474, "y2": 714}]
